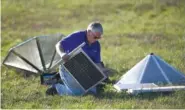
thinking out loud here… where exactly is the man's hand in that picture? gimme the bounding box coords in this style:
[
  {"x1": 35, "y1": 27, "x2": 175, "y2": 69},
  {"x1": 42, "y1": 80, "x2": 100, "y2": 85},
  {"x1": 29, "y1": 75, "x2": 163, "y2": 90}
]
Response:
[
  {"x1": 96, "y1": 62, "x2": 115, "y2": 77},
  {"x1": 62, "y1": 54, "x2": 70, "y2": 62}
]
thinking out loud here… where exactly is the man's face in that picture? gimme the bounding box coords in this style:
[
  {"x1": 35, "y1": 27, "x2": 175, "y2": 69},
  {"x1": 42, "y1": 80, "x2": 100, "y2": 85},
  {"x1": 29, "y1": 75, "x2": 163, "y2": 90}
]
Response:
[{"x1": 87, "y1": 30, "x2": 102, "y2": 44}]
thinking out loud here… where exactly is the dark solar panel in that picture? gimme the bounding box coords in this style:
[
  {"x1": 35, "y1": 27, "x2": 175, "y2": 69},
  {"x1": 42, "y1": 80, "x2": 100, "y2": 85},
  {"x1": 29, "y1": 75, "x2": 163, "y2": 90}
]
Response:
[{"x1": 63, "y1": 52, "x2": 105, "y2": 90}]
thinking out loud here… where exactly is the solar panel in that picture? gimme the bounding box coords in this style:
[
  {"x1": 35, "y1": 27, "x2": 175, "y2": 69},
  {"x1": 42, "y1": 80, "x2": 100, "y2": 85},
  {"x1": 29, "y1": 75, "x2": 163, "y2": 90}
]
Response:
[{"x1": 62, "y1": 49, "x2": 106, "y2": 93}]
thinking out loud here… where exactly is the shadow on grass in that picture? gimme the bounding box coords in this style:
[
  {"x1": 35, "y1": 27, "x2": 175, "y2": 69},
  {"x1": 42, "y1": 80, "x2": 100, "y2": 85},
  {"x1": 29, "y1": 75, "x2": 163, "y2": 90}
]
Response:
[
  {"x1": 94, "y1": 90, "x2": 174, "y2": 101},
  {"x1": 15, "y1": 68, "x2": 39, "y2": 78}
]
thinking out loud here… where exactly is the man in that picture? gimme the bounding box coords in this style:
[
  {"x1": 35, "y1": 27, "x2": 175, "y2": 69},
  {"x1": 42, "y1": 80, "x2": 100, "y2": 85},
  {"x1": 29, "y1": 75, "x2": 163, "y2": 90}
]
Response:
[
  {"x1": 56, "y1": 22, "x2": 103, "y2": 68},
  {"x1": 48, "y1": 22, "x2": 111, "y2": 95}
]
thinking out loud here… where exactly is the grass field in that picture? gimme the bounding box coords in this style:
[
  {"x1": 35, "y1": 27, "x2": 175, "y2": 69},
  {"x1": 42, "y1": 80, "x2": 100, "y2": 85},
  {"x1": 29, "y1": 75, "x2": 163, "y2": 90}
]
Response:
[{"x1": 1, "y1": 0, "x2": 185, "y2": 109}]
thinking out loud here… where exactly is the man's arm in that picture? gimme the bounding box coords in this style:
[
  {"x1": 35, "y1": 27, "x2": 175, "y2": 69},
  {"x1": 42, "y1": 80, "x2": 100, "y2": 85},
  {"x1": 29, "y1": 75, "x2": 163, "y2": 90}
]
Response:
[
  {"x1": 55, "y1": 41, "x2": 65, "y2": 57},
  {"x1": 55, "y1": 41, "x2": 70, "y2": 62}
]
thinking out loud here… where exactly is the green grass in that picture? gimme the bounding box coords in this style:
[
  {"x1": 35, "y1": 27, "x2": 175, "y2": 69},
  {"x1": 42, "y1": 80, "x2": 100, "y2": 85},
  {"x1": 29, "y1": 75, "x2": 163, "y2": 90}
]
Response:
[{"x1": 1, "y1": 0, "x2": 185, "y2": 109}]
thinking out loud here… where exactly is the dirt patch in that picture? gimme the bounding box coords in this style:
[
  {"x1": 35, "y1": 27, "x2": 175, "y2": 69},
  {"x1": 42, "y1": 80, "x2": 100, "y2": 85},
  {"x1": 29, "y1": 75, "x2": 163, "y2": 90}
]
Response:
[
  {"x1": 117, "y1": 3, "x2": 133, "y2": 10},
  {"x1": 134, "y1": 3, "x2": 154, "y2": 15},
  {"x1": 125, "y1": 33, "x2": 169, "y2": 44},
  {"x1": 157, "y1": 0, "x2": 182, "y2": 6}
]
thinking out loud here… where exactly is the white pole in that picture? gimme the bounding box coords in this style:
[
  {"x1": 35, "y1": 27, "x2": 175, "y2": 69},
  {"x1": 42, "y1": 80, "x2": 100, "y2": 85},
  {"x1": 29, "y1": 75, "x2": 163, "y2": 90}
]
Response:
[{"x1": 127, "y1": 86, "x2": 185, "y2": 94}]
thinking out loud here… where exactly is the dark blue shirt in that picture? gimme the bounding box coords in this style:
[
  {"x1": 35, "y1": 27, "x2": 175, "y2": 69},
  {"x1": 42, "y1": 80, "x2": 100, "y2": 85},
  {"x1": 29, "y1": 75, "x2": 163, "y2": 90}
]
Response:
[{"x1": 60, "y1": 30, "x2": 101, "y2": 63}]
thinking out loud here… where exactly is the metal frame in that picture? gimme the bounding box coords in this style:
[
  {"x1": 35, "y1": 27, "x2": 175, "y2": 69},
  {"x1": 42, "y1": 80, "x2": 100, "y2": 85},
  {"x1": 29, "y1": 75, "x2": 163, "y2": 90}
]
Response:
[
  {"x1": 3, "y1": 34, "x2": 65, "y2": 74},
  {"x1": 61, "y1": 48, "x2": 106, "y2": 94}
]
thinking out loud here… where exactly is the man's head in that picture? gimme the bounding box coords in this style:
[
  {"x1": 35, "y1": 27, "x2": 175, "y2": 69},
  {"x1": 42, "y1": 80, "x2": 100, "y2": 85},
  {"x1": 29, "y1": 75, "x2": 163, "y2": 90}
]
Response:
[{"x1": 86, "y1": 21, "x2": 103, "y2": 44}]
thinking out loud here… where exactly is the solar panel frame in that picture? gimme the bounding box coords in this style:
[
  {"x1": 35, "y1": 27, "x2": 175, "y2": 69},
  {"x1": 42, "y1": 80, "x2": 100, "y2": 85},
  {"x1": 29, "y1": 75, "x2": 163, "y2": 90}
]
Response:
[{"x1": 61, "y1": 48, "x2": 106, "y2": 94}]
